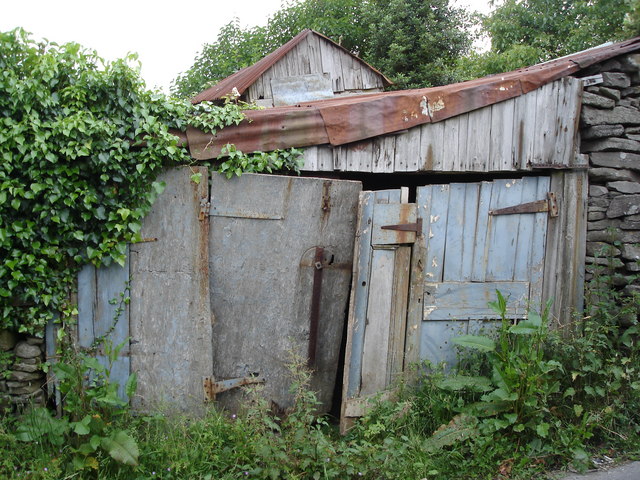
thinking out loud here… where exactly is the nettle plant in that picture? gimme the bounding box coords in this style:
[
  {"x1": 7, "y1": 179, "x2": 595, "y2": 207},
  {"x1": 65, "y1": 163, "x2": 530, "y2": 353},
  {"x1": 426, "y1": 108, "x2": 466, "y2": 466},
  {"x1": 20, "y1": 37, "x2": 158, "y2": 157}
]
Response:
[{"x1": 0, "y1": 29, "x2": 302, "y2": 335}]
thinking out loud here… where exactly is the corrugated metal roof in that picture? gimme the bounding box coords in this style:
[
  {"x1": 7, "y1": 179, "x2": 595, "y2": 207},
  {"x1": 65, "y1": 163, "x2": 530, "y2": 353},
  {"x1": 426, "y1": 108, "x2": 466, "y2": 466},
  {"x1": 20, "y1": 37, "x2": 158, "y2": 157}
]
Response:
[
  {"x1": 191, "y1": 29, "x2": 392, "y2": 104},
  {"x1": 186, "y1": 36, "x2": 640, "y2": 160}
]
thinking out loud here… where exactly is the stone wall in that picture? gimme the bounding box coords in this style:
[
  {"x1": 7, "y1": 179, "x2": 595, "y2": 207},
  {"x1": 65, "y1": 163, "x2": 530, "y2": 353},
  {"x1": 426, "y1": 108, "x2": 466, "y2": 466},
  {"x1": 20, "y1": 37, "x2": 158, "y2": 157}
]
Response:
[
  {"x1": 580, "y1": 53, "x2": 640, "y2": 311},
  {"x1": 0, "y1": 329, "x2": 47, "y2": 411}
]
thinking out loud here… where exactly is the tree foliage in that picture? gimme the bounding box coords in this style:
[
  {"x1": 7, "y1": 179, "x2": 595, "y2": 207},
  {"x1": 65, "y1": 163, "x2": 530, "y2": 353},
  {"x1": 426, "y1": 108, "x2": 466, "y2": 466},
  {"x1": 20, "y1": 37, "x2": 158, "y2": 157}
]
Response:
[
  {"x1": 362, "y1": 0, "x2": 474, "y2": 89},
  {"x1": 0, "y1": 29, "x2": 301, "y2": 334},
  {"x1": 457, "y1": 0, "x2": 638, "y2": 80},
  {"x1": 171, "y1": 0, "x2": 474, "y2": 98}
]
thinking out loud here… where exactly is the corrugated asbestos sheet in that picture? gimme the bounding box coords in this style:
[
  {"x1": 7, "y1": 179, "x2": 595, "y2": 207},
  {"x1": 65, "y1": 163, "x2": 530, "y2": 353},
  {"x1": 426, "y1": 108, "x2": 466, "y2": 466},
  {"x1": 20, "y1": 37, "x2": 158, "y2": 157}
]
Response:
[
  {"x1": 191, "y1": 29, "x2": 392, "y2": 104},
  {"x1": 186, "y1": 36, "x2": 640, "y2": 160}
]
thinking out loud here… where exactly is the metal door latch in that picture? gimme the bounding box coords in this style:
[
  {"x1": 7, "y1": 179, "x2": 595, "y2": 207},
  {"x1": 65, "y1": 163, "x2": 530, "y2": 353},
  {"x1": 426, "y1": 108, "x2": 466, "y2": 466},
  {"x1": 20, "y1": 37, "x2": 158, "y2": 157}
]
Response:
[
  {"x1": 203, "y1": 374, "x2": 265, "y2": 402},
  {"x1": 381, "y1": 217, "x2": 423, "y2": 233}
]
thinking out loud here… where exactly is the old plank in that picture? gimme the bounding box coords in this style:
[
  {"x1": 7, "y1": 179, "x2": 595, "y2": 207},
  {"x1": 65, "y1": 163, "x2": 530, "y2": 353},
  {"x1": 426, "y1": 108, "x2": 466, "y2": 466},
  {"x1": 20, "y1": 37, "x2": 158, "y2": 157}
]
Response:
[
  {"x1": 486, "y1": 179, "x2": 524, "y2": 281},
  {"x1": 129, "y1": 166, "x2": 213, "y2": 414},
  {"x1": 387, "y1": 246, "x2": 411, "y2": 386},
  {"x1": 470, "y1": 181, "x2": 493, "y2": 281},
  {"x1": 466, "y1": 107, "x2": 492, "y2": 172},
  {"x1": 372, "y1": 136, "x2": 396, "y2": 173},
  {"x1": 423, "y1": 282, "x2": 529, "y2": 321},
  {"x1": 490, "y1": 100, "x2": 516, "y2": 171},
  {"x1": 302, "y1": 146, "x2": 319, "y2": 171}
]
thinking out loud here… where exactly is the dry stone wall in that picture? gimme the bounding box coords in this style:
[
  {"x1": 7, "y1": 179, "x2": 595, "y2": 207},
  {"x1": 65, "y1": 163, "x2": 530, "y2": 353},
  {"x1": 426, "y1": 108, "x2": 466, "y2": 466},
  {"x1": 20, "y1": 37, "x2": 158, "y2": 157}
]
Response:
[
  {"x1": 0, "y1": 329, "x2": 47, "y2": 411},
  {"x1": 580, "y1": 53, "x2": 640, "y2": 310}
]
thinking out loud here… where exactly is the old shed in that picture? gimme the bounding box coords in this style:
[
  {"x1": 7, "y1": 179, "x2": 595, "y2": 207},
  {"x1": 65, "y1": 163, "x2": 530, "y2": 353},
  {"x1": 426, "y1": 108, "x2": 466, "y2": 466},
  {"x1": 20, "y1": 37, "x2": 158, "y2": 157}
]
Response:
[
  {"x1": 65, "y1": 36, "x2": 640, "y2": 428},
  {"x1": 192, "y1": 29, "x2": 391, "y2": 107}
]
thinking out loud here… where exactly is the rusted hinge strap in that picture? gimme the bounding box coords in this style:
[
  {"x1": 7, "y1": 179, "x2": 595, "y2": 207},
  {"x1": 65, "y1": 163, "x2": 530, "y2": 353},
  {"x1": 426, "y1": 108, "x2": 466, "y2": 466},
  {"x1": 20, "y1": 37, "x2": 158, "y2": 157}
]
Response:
[
  {"x1": 203, "y1": 375, "x2": 265, "y2": 402},
  {"x1": 489, "y1": 193, "x2": 558, "y2": 217},
  {"x1": 308, "y1": 247, "x2": 324, "y2": 368},
  {"x1": 381, "y1": 217, "x2": 423, "y2": 233}
]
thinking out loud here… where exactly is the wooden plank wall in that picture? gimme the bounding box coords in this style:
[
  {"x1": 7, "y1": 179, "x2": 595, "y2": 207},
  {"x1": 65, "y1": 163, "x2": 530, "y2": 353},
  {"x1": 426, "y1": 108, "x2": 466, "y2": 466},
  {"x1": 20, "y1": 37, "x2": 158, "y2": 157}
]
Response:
[
  {"x1": 302, "y1": 77, "x2": 583, "y2": 173},
  {"x1": 246, "y1": 33, "x2": 385, "y2": 105}
]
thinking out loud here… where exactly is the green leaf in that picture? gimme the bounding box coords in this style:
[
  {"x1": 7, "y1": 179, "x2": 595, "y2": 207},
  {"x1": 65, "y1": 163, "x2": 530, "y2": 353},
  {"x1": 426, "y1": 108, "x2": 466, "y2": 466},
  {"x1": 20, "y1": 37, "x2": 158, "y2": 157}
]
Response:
[
  {"x1": 509, "y1": 321, "x2": 539, "y2": 335},
  {"x1": 437, "y1": 375, "x2": 493, "y2": 392},
  {"x1": 452, "y1": 335, "x2": 495, "y2": 352},
  {"x1": 125, "y1": 372, "x2": 137, "y2": 399},
  {"x1": 536, "y1": 422, "x2": 550, "y2": 438},
  {"x1": 190, "y1": 172, "x2": 202, "y2": 184},
  {"x1": 101, "y1": 431, "x2": 139, "y2": 466}
]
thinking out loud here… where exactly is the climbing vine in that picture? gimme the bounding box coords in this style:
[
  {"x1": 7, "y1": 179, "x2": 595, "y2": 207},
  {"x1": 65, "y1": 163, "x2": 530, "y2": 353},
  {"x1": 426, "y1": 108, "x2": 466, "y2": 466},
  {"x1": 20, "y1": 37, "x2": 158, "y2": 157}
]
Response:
[{"x1": 0, "y1": 29, "x2": 302, "y2": 334}]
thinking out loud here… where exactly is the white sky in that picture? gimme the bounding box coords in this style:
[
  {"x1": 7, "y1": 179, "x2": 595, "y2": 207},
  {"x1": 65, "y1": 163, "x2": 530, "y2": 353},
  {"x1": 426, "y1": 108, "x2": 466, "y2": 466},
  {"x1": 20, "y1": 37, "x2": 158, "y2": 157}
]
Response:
[{"x1": 0, "y1": 0, "x2": 494, "y2": 93}]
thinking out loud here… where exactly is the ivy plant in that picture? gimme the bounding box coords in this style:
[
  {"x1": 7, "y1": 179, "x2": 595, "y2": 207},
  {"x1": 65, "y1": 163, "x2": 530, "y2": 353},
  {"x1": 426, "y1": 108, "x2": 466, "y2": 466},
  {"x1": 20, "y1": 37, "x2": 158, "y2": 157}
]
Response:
[{"x1": 0, "y1": 29, "x2": 301, "y2": 334}]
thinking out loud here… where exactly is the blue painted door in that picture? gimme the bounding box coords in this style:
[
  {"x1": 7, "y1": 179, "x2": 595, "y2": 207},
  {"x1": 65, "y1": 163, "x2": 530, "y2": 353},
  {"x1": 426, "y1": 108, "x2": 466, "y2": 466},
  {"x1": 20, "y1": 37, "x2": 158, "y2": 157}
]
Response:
[{"x1": 341, "y1": 177, "x2": 551, "y2": 431}]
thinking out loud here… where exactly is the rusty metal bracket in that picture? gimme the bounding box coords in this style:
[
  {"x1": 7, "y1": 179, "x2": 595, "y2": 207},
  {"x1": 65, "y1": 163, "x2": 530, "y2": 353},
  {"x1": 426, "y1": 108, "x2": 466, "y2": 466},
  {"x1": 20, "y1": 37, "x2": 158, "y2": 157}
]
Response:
[
  {"x1": 308, "y1": 247, "x2": 324, "y2": 368},
  {"x1": 203, "y1": 374, "x2": 265, "y2": 402},
  {"x1": 199, "y1": 199, "x2": 211, "y2": 221},
  {"x1": 381, "y1": 217, "x2": 423, "y2": 234},
  {"x1": 489, "y1": 193, "x2": 558, "y2": 218}
]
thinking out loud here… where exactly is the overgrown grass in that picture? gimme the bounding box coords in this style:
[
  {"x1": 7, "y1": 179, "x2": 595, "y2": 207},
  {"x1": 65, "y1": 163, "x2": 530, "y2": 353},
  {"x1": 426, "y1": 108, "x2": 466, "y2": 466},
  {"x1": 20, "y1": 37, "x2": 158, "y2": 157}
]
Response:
[{"x1": 2, "y1": 283, "x2": 639, "y2": 479}]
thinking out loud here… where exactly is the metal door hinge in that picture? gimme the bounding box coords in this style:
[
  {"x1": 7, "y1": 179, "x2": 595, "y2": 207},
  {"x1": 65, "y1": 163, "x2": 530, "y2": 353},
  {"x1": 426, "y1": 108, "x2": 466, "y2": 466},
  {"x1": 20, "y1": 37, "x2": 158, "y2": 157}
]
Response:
[
  {"x1": 489, "y1": 192, "x2": 558, "y2": 218},
  {"x1": 203, "y1": 374, "x2": 265, "y2": 402}
]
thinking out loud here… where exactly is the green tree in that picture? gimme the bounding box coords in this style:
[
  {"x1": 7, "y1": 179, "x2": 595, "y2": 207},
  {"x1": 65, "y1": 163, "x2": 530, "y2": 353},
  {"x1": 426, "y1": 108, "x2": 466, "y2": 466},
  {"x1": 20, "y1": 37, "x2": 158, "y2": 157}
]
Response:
[
  {"x1": 362, "y1": 0, "x2": 474, "y2": 89},
  {"x1": 456, "y1": 0, "x2": 637, "y2": 80},
  {"x1": 171, "y1": 0, "x2": 475, "y2": 98},
  {"x1": 172, "y1": 19, "x2": 271, "y2": 99}
]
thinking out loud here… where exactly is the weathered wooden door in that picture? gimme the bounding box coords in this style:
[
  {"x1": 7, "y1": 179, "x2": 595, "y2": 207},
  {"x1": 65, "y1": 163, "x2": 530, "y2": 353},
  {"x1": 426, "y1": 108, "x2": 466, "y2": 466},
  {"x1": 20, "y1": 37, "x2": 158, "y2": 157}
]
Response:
[
  {"x1": 76, "y1": 167, "x2": 213, "y2": 414},
  {"x1": 208, "y1": 173, "x2": 361, "y2": 413},
  {"x1": 76, "y1": 169, "x2": 361, "y2": 415},
  {"x1": 342, "y1": 177, "x2": 552, "y2": 430}
]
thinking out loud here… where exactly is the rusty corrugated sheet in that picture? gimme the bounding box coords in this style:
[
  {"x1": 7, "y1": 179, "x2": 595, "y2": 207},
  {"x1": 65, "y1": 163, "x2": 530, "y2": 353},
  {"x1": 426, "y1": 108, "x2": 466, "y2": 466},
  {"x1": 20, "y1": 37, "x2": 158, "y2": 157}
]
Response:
[
  {"x1": 187, "y1": 36, "x2": 640, "y2": 159},
  {"x1": 191, "y1": 29, "x2": 392, "y2": 104}
]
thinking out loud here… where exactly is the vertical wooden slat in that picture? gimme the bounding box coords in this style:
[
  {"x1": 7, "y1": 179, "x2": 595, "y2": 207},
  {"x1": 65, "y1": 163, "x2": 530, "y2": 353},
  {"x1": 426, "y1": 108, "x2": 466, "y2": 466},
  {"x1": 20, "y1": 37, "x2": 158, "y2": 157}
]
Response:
[
  {"x1": 513, "y1": 177, "x2": 540, "y2": 282},
  {"x1": 372, "y1": 136, "x2": 396, "y2": 173},
  {"x1": 486, "y1": 179, "x2": 524, "y2": 281},
  {"x1": 360, "y1": 248, "x2": 395, "y2": 395},
  {"x1": 456, "y1": 113, "x2": 470, "y2": 171},
  {"x1": 444, "y1": 116, "x2": 460, "y2": 171},
  {"x1": 460, "y1": 183, "x2": 480, "y2": 281},
  {"x1": 466, "y1": 107, "x2": 492, "y2": 172},
  {"x1": 471, "y1": 181, "x2": 493, "y2": 282},
  {"x1": 442, "y1": 183, "x2": 467, "y2": 281},
  {"x1": 393, "y1": 132, "x2": 409, "y2": 172},
  {"x1": 404, "y1": 186, "x2": 432, "y2": 369},
  {"x1": 556, "y1": 78, "x2": 582, "y2": 167},
  {"x1": 528, "y1": 176, "x2": 551, "y2": 310},
  {"x1": 490, "y1": 100, "x2": 515, "y2": 171},
  {"x1": 333, "y1": 146, "x2": 348, "y2": 171},
  {"x1": 76, "y1": 251, "x2": 130, "y2": 399},
  {"x1": 307, "y1": 33, "x2": 322, "y2": 73},
  {"x1": 542, "y1": 170, "x2": 587, "y2": 327},
  {"x1": 317, "y1": 145, "x2": 334, "y2": 171},
  {"x1": 302, "y1": 146, "x2": 319, "y2": 171},
  {"x1": 386, "y1": 246, "x2": 411, "y2": 385},
  {"x1": 532, "y1": 82, "x2": 560, "y2": 166},
  {"x1": 419, "y1": 122, "x2": 445, "y2": 171},
  {"x1": 344, "y1": 192, "x2": 375, "y2": 400},
  {"x1": 424, "y1": 185, "x2": 449, "y2": 282}
]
